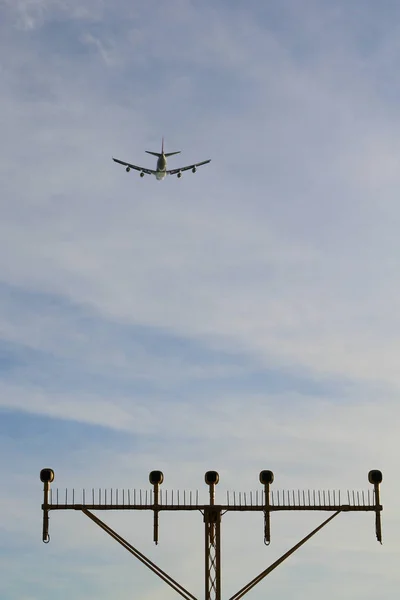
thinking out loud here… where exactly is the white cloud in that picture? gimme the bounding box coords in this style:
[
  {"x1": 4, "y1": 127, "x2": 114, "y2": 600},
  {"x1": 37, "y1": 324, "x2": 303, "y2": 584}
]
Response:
[{"x1": 3, "y1": 0, "x2": 107, "y2": 30}]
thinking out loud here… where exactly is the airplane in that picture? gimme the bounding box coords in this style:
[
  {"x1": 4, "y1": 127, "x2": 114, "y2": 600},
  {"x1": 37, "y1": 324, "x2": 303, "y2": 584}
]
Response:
[{"x1": 112, "y1": 138, "x2": 211, "y2": 180}]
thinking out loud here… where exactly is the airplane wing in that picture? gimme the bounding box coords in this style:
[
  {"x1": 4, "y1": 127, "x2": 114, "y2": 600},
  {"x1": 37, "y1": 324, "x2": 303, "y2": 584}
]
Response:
[
  {"x1": 112, "y1": 158, "x2": 155, "y2": 175},
  {"x1": 167, "y1": 159, "x2": 211, "y2": 175}
]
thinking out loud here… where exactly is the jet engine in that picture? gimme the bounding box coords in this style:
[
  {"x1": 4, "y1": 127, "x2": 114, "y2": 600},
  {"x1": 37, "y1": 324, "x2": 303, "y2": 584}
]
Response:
[
  {"x1": 192, "y1": 167, "x2": 197, "y2": 173},
  {"x1": 177, "y1": 171, "x2": 182, "y2": 178},
  {"x1": 140, "y1": 172, "x2": 144, "y2": 178},
  {"x1": 126, "y1": 166, "x2": 130, "y2": 172}
]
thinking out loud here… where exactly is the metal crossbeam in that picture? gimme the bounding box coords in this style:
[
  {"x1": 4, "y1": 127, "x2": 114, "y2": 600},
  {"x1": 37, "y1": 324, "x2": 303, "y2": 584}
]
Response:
[
  {"x1": 40, "y1": 468, "x2": 383, "y2": 600},
  {"x1": 43, "y1": 488, "x2": 377, "y2": 508}
]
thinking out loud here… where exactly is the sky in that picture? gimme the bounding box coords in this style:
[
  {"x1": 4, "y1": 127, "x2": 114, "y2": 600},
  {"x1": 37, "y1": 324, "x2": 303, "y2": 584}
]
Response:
[{"x1": 0, "y1": 0, "x2": 399, "y2": 598}]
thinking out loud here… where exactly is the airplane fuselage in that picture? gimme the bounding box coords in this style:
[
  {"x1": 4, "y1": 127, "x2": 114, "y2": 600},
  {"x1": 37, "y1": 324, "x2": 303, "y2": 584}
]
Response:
[{"x1": 156, "y1": 154, "x2": 167, "y2": 180}]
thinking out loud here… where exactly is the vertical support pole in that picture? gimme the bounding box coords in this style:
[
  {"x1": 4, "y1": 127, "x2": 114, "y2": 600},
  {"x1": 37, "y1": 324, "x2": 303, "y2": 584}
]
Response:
[
  {"x1": 40, "y1": 469, "x2": 54, "y2": 543},
  {"x1": 204, "y1": 471, "x2": 221, "y2": 600},
  {"x1": 259, "y1": 470, "x2": 274, "y2": 545},
  {"x1": 204, "y1": 507, "x2": 221, "y2": 600},
  {"x1": 149, "y1": 471, "x2": 164, "y2": 545},
  {"x1": 368, "y1": 470, "x2": 383, "y2": 543}
]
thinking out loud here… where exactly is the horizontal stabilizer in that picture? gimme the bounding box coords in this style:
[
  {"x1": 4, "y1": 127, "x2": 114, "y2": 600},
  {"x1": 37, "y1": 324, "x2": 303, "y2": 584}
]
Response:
[{"x1": 145, "y1": 150, "x2": 181, "y2": 157}]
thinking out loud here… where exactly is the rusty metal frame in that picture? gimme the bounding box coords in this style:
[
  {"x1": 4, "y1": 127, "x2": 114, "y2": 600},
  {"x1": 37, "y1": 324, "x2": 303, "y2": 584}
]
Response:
[{"x1": 40, "y1": 470, "x2": 383, "y2": 600}]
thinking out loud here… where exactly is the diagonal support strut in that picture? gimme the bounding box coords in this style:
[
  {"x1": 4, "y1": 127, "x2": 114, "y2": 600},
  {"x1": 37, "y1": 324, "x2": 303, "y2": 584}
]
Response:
[
  {"x1": 229, "y1": 510, "x2": 342, "y2": 600},
  {"x1": 81, "y1": 509, "x2": 198, "y2": 600}
]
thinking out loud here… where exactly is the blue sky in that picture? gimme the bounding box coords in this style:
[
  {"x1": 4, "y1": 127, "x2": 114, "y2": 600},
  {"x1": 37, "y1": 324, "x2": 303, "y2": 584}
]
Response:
[{"x1": 1, "y1": 1, "x2": 399, "y2": 598}]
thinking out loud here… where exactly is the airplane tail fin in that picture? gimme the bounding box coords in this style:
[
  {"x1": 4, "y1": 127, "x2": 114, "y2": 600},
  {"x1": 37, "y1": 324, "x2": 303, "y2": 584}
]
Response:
[{"x1": 145, "y1": 138, "x2": 180, "y2": 157}]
